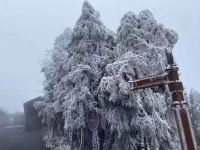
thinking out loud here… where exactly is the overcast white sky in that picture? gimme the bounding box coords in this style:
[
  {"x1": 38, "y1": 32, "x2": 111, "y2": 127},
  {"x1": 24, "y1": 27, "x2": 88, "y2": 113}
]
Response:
[{"x1": 0, "y1": 0, "x2": 200, "y2": 112}]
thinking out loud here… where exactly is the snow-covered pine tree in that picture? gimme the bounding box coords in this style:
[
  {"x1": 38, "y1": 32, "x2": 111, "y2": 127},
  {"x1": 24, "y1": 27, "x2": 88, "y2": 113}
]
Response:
[
  {"x1": 35, "y1": 1, "x2": 114, "y2": 149},
  {"x1": 34, "y1": 1, "x2": 181, "y2": 150},
  {"x1": 189, "y1": 89, "x2": 200, "y2": 149},
  {"x1": 98, "y1": 11, "x2": 179, "y2": 150}
]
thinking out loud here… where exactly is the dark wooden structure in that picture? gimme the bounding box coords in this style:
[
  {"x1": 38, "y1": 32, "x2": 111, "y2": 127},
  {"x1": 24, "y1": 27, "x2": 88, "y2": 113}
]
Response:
[
  {"x1": 23, "y1": 96, "x2": 43, "y2": 131},
  {"x1": 128, "y1": 48, "x2": 197, "y2": 150}
]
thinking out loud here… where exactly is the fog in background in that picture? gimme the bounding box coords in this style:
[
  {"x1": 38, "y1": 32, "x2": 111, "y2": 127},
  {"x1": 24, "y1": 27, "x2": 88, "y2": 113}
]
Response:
[{"x1": 0, "y1": 0, "x2": 200, "y2": 112}]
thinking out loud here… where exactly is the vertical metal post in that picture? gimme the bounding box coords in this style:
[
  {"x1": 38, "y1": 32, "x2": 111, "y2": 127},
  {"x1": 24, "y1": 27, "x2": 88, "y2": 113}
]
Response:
[
  {"x1": 167, "y1": 68, "x2": 197, "y2": 150},
  {"x1": 128, "y1": 49, "x2": 197, "y2": 149}
]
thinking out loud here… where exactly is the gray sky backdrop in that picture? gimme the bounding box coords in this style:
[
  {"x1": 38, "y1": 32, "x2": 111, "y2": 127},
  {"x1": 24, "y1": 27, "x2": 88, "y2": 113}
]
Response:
[{"x1": 0, "y1": 0, "x2": 200, "y2": 112}]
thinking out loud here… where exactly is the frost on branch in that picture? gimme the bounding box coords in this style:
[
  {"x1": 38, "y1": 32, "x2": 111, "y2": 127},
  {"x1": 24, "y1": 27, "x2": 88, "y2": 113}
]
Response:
[
  {"x1": 34, "y1": 1, "x2": 181, "y2": 150},
  {"x1": 61, "y1": 0, "x2": 114, "y2": 135},
  {"x1": 98, "y1": 10, "x2": 180, "y2": 150},
  {"x1": 35, "y1": 1, "x2": 114, "y2": 149},
  {"x1": 189, "y1": 89, "x2": 200, "y2": 148}
]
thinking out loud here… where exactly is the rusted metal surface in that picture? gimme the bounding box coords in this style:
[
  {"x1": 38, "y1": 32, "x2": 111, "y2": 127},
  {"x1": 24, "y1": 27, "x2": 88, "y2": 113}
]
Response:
[
  {"x1": 167, "y1": 67, "x2": 179, "y2": 81},
  {"x1": 172, "y1": 91, "x2": 185, "y2": 102},
  {"x1": 129, "y1": 73, "x2": 168, "y2": 90},
  {"x1": 128, "y1": 48, "x2": 197, "y2": 150},
  {"x1": 168, "y1": 81, "x2": 184, "y2": 92},
  {"x1": 180, "y1": 109, "x2": 196, "y2": 150}
]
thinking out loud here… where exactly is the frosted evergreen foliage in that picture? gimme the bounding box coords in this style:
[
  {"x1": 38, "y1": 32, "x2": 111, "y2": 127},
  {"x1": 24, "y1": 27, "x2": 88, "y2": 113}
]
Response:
[
  {"x1": 35, "y1": 1, "x2": 114, "y2": 149},
  {"x1": 98, "y1": 10, "x2": 179, "y2": 150},
  {"x1": 189, "y1": 89, "x2": 200, "y2": 149},
  {"x1": 34, "y1": 27, "x2": 73, "y2": 149},
  {"x1": 35, "y1": 1, "x2": 180, "y2": 150}
]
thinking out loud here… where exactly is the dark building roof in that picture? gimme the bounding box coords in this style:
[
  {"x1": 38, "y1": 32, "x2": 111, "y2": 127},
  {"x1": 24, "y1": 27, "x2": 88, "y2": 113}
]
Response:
[{"x1": 23, "y1": 96, "x2": 44, "y2": 131}]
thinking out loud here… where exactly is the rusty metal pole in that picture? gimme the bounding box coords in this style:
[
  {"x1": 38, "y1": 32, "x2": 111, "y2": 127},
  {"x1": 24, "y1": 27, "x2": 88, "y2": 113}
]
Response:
[
  {"x1": 128, "y1": 49, "x2": 197, "y2": 150},
  {"x1": 167, "y1": 65, "x2": 197, "y2": 150}
]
